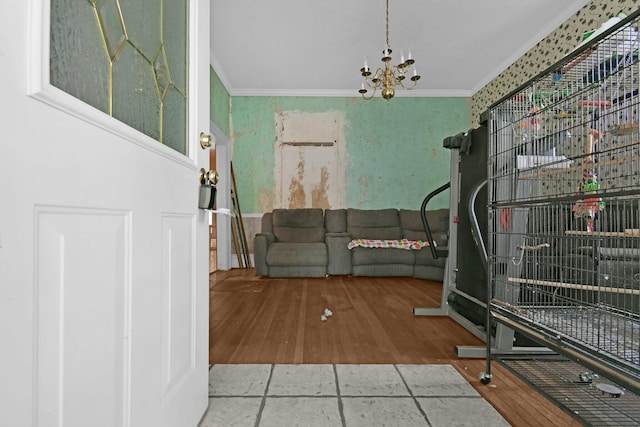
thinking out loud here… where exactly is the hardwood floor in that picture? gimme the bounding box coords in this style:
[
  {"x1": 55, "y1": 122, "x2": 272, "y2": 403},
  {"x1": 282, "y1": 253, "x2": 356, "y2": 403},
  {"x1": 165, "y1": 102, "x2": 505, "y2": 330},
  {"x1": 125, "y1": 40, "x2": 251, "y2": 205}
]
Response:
[{"x1": 209, "y1": 269, "x2": 581, "y2": 427}]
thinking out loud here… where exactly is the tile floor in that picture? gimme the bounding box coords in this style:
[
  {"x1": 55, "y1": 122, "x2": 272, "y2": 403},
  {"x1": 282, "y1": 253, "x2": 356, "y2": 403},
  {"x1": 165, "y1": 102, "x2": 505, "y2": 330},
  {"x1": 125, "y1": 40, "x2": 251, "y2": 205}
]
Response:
[{"x1": 198, "y1": 364, "x2": 510, "y2": 427}]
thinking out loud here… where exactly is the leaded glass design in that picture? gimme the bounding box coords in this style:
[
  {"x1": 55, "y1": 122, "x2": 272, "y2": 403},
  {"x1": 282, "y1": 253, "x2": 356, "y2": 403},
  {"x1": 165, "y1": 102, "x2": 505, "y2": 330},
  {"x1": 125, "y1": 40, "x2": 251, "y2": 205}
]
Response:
[{"x1": 50, "y1": 0, "x2": 189, "y2": 155}]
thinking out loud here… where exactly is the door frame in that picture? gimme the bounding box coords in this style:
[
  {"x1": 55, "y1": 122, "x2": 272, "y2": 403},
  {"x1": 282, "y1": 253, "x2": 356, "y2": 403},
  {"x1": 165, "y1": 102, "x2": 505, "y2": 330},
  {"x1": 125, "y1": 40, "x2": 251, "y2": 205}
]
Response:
[{"x1": 210, "y1": 122, "x2": 232, "y2": 270}]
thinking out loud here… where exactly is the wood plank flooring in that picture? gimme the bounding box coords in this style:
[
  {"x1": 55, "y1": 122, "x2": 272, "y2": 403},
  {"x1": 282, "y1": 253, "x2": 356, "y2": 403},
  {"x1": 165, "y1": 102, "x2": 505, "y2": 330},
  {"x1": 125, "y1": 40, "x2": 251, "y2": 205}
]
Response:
[{"x1": 209, "y1": 269, "x2": 581, "y2": 427}]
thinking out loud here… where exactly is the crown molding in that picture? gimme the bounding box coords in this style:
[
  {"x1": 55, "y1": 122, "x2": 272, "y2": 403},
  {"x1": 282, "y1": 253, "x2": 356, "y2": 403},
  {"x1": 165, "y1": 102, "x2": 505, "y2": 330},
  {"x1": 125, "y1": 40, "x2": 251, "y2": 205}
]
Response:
[{"x1": 225, "y1": 87, "x2": 472, "y2": 98}]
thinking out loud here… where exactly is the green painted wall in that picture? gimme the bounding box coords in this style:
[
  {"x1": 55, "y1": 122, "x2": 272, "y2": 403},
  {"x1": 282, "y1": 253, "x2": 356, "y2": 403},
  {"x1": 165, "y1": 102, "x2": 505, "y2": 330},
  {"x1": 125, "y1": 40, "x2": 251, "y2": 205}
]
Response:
[
  {"x1": 210, "y1": 67, "x2": 230, "y2": 136},
  {"x1": 230, "y1": 96, "x2": 470, "y2": 213}
]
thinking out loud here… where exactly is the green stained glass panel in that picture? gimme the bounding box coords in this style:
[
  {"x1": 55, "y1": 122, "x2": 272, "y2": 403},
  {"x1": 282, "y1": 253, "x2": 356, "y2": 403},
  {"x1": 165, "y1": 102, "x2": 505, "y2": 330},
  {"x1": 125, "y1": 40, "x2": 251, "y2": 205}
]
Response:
[
  {"x1": 95, "y1": 0, "x2": 126, "y2": 59},
  {"x1": 154, "y1": 46, "x2": 171, "y2": 100},
  {"x1": 162, "y1": 86, "x2": 187, "y2": 155},
  {"x1": 48, "y1": 0, "x2": 189, "y2": 156},
  {"x1": 112, "y1": 42, "x2": 160, "y2": 141},
  {"x1": 118, "y1": 0, "x2": 161, "y2": 61},
  {"x1": 50, "y1": 0, "x2": 109, "y2": 114},
  {"x1": 163, "y1": 0, "x2": 188, "y2": 94}
]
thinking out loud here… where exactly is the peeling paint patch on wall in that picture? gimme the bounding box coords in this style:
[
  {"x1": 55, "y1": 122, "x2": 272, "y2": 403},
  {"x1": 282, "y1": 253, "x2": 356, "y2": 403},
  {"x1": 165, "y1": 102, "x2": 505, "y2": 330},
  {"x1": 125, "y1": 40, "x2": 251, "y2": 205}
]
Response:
[
  {"x1": 311, "y1": 166, "x2": 330, "y2": 209},
  {"x1": 258, "y1": 188, "x2": 274, "y2": 213},
  {"x1": 288, "y1": 160, "x2": 306, "y2": 208},
  {"x1": 275, "y1": 110, "x2": 346, "y2": 209}
]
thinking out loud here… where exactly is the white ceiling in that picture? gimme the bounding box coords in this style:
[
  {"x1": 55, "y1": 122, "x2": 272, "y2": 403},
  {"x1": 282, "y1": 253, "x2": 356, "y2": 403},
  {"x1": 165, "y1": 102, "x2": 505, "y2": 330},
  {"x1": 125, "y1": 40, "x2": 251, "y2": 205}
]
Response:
[{"x1": 210, "y1": 0, "x2": 591, "y2": 97}]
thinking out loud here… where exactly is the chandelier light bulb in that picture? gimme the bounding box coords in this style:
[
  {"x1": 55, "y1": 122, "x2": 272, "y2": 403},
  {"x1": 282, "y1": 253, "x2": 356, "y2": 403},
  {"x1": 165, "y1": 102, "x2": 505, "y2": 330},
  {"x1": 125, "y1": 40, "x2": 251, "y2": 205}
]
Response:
[{"x1": 405, "y1": 49, "x2": 415, "y2": 66}]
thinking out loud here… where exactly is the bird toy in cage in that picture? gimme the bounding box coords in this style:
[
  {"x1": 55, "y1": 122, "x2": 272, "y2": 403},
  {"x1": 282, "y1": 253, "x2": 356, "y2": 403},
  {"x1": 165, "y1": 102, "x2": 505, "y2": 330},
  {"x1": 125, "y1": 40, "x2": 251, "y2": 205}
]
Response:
[
  {"x1": 572, "y1": 129, "x2": 604, "y2": 232},
  {"x1": 516, "y1": 106, "x2": 543, "y2": 143}
]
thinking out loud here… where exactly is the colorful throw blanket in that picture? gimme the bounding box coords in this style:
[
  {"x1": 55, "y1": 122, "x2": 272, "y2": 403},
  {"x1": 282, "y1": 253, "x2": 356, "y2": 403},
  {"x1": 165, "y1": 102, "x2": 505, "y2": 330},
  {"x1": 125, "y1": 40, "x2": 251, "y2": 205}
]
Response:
[{"x1": 347, "y1": 238, "x2": 431, "y2": 250}]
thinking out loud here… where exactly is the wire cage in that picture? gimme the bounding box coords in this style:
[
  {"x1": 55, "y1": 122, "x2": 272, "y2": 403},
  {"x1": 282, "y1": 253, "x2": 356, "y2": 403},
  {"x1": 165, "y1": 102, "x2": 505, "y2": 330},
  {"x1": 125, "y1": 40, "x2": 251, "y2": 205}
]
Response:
[{"x1": 487, "y1": 10, "x2": 640, "y2": 394}]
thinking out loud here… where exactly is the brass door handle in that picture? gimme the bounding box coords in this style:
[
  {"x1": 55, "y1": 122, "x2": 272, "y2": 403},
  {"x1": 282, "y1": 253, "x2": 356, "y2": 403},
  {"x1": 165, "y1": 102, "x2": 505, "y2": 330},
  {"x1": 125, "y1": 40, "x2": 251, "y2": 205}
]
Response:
[
  {"x1": 199, "y1": 168, "x2": 219, "y2": 185},
  {"x1": 200, "y1": 132, "x2": 213, "y2": 149}
]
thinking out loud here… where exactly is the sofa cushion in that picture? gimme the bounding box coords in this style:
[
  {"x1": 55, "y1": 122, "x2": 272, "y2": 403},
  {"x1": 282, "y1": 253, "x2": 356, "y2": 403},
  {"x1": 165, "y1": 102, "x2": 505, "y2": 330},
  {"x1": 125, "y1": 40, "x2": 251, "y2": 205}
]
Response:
[
  {"x1": 414, "y1": 248, "x2": 447, "y2": 268},
  {"x1": 261, "y1": 212, "x2": 273, "y2": 234},
  {"x1": 272, "y1": 208, "x2": 325, "y2": 243},
  {"x1": 266, "y1": 242, "x2": 328, "y2": 266},
  {"x1": 325, "y1": 209, "x2": 347, "y2": 233},
  {"x1": 347, "y1": 208, "x2": 402, "y2": 240},
  {"x1": 399, "y1": 210, "x2": 427, "y2": 240},
  {"x1": 351, "y1": 247, "x2": 415, "y2": 265},
  {"x1": 400, "y1": 208, "x2": 449, "y2": 246},
  {"x1": 353, "y1": 264, "x2": 414, "y2": 277}
]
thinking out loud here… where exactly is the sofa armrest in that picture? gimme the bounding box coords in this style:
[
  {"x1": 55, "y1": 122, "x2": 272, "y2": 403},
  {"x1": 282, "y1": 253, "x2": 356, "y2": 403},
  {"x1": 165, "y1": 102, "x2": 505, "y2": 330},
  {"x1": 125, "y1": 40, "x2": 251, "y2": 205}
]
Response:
[
  {"x1": 326, "y1": 232, "x2": 352, "y2": 275},
  {"x1": 254, "y1": 232, "x2": 275, "y2": 276}
]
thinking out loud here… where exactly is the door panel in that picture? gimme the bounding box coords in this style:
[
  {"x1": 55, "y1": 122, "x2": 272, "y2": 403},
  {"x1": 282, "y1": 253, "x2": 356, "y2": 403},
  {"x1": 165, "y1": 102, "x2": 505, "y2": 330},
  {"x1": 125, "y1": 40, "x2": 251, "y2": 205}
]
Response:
[
  {"x1": 161, "y1": 214, "x2": 196, "y2": 397},
  {"x1": 35, "y1": 207, "x2": 130, "y2": 427},
  {"x1": 0, "y1": 1, "x2": 210, "y2": 426}
]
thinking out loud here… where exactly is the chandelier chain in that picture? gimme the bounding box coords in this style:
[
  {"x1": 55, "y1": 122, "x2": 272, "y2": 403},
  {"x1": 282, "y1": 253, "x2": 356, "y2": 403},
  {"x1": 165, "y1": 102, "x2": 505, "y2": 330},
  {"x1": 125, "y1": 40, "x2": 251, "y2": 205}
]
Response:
[{"x1": 385, "y1": 0, "x2": 389, "y2": 48}]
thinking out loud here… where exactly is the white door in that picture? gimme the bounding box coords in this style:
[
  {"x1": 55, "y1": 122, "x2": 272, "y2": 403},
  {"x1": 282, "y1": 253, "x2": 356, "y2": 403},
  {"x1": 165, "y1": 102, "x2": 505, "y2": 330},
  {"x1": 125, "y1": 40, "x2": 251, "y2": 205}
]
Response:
[{"x1": 0, "y1": 1, "x2": 210, "y2": 426}]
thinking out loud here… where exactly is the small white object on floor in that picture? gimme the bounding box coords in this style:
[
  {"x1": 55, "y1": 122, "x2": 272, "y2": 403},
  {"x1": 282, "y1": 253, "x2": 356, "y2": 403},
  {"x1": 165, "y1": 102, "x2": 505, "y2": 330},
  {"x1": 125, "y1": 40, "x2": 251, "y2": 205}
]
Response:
[
  {"x1": 320, "y1": 315, "x2": 327, "y2": 321},
  {"x1": 323, "y1": 308, "x2": 333, "y2": 317}
]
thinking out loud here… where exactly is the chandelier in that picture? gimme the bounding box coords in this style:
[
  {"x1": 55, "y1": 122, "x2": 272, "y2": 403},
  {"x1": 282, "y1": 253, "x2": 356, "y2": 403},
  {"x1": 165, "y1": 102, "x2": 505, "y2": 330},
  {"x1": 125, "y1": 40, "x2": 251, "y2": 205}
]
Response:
[{"x1": 358, "y1": 0, "x2": 421, "y2": 100}]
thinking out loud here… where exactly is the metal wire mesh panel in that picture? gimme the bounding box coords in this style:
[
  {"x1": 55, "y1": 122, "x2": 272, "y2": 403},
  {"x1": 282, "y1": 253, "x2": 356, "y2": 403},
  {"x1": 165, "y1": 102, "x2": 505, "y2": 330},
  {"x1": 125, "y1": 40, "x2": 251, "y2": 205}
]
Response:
[
  {"x1": 498, "y1": 356, "x2": 640, "y2": 426},
  {"x1": 488, "y1": 11, "x2": 640, "y2": 394}
]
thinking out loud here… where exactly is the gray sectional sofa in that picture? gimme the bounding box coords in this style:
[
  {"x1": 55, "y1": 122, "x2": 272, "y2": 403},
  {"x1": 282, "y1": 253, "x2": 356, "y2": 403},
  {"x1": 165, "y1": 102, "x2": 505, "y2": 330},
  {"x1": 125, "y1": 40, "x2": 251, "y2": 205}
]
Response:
[{"x1": 254, "y1": 207, "x2": 449, "y2": 280}]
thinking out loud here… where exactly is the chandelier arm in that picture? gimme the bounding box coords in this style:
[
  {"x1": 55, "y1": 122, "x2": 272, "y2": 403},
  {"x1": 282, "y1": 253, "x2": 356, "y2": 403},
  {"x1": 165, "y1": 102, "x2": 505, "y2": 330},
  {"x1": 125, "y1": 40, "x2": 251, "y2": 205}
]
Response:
[
  {"x1": 364, "y1": 67, "x2": 384, "y2": 88},
  {"x1": 398, "y1": 78, "x2": 418, "y2": 90},
  {"x1": 400, "y1": 72, "x2": 420, "y2": 89},
  {"x1": 390, "y1": 63, "x2": 420, "y2": 89},
  {"x1": 372, "y1": 67, "x2": 384, "y2": 82},
  {"x1": 390, "y1": 65, "x2": 405, "y2": 81},
  {"x1": 361, "y1": 85, "x2": 378, "y2": 100}
]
